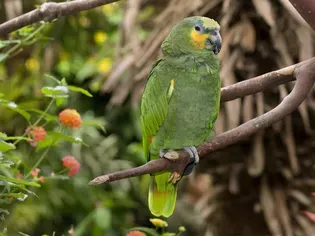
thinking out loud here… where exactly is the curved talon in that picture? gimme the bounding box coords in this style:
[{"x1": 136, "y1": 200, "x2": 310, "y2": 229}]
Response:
[
  {"x1": 183, "y1": 146, "x2": 199, "y2": 176},
  {"x1": 168, "y1": 171, "x2": 181, "y2": 184}
]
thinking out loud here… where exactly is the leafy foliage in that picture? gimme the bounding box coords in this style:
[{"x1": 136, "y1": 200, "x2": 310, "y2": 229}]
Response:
[{"x1": 0, "y1": 2, "x2": 152, "y2": 235}]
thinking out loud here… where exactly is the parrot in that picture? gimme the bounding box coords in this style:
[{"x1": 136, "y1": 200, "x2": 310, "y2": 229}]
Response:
[{"x1": 140, "y1": 16, "x2": 222, "y2": 217}]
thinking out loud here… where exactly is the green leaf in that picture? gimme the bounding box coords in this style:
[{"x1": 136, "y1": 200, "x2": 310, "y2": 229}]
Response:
[
  {"x1": 0, "y1": 93, "x2": 4, "y2": 98},
  {"x1": 36, "y1": 135, "x2": 55, "y2": 149},
  {"x1": 1, "y1": 192, "x2": 28, "y2": 201},
  {"x1": 0, "y1": 140, "x2": 15, "y2": 152},
  {"x1": 27, "y1": 108, "x2": 57, "y2": 122},
  {"x1": 48, "y1": 131, "x2": 88, "y2": 146},
  {"x1": 68, "y1": 85, "x2": 93, "y2": 97},
  {"x1": 5, "y1": 181, "x2": 39, "y2": 198},
  {"x1": 0, "y1": 53, "x2": 8, "y2": 63},
  {"x1": 82, "y1": 120, "x2": 105, "y2": 133},
  {"x1": 44, "y1": 74, "x2": 61, "y2": 84},
  {"x1": 0, "y1": 132, "x2": 7, "y2": 139},
  {"x1": 127, "y1": 227, "x2": 160, "y2": 236},
  {"x1": 0, "y1": 157, "x2": 14, "y2": 167},
  {"x1": 94, "y1": 207, "x2": 111, "y2": 230},
  {"x1": 41, "y1": 86, "x2": 69, "y2": 98},
  {"x1": 61, "y1": 77, "x2": 67, "y2": 85},
  {"x1": 9, "y1": 107, "x2": 31, "y2": 120},
  {"x1": 5, "y1": 136, "x2": 31, "y2": 141},
  {"x1": 0, "y1": 175, "x2": 40, "y2": 187},
  {"x1": 56, "y1": 97, "x2": 66, "y2": 106},
  {"x1": 0, "y1": 40, "x2": 21, "y2": 49},
  {"x1": 0, "y1": 101, "x2": 31, "y2": 120}
]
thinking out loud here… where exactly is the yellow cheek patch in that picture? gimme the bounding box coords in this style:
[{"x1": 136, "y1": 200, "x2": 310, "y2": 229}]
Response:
[{"x1": 190, "y1": 30, "x2": 208, "y2": 49}]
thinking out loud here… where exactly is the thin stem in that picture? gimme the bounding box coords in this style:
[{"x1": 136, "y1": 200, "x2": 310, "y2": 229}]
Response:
[
  {"x1": 25, "y1": 125, "x2": 62, "y2": 179},
  {"x1": 32, "y1": 98, "x2": 55, "y2": 127},
  {"x1": 25, "y1": 145, "x2": 52, "y2": 179},
  {"x1": 5, "y1": 24, "x2": 45, "y2": 57},
  {"x1": 13, "y1": 98, "x2": 55, "y2": 146}
]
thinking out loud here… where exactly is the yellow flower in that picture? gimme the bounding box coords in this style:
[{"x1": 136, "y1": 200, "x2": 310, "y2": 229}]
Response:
[
  {"x1": 94, "y1": 31, "x2": 108, "y2": 45},
  {"x1": 150, "y1": 218, "x2": 168, "y2": 228},
  {"x1": 97, "y1": 57, "x2": 112, "y2": 73},
  {"x1": 25, "y1": 58, "x2": 40, "y2": 72},
  {"x1": 102, "y1": 3, "x2": 118, "y2": 15}
]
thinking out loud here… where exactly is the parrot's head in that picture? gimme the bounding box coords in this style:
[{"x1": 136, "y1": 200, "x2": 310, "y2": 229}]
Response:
[{"x1": 162, "y1": 16, "x2": 221, "y2": 57}]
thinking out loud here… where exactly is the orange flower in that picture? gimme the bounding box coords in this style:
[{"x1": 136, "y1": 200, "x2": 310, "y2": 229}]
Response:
[
  {"x1": 62, "y1": 156, "x2": 80, "y2": 176},
  {"x1": 26, "y1": 126, "x2": 46, "y2": 146},
  {"x1": 126, "y1": 231, "x2": 146, "y2": 236},
  {"x1": 31, "y1": 168, "x2": 40, "y2": 177},
  {"x1": 38, "y1": 176, "x2": 45, "y2": 183},
  {"x1": 58, "y1": 109, "x2": 82, "y2": 129}
]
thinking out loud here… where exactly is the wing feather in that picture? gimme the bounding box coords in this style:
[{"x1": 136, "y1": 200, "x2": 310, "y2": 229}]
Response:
[{"x1": 140, "y1": 59, "x2": 173, "y2": 160}]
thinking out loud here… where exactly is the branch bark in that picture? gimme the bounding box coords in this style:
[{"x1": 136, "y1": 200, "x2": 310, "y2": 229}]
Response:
[
  {"x1": 90, "y1": 57, "x2": 315, "y2": 185},
  {"x1": 0, "y1": 0, "x2": 119, "y2": 37},
  {"x1": 289, "y1": 0, "x2": 315, "y2": 31}
]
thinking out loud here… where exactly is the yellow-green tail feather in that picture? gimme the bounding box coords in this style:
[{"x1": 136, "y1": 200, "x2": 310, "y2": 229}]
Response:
[{"x1": 149, "y1": 173, "x2": 177, "y2": 217}]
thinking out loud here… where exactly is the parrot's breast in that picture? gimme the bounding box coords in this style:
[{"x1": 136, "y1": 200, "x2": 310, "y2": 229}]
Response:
[{"x1": 153, "y1": 56, "x2": 221, "y2": 150}]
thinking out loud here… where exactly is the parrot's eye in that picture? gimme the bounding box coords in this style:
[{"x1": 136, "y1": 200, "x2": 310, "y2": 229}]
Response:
[{"x1": 194, "y1": 26, "x2": 201, "y2": 32}]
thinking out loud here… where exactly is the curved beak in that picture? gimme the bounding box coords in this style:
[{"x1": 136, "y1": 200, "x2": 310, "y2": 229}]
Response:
[{"x1": 209, "y1": 31, "x2": 222, "y2": 54}]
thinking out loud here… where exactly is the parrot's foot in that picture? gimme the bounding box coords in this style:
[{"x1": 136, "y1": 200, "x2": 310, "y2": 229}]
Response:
[
  {"x1": 168, "y1": 171, "x2": 181, "y2": 184},
  {"x1": 161, "y1": 149, "x2": 179, "y2": 161},
  {"x1": 184, "y1": 146, "x2": 199, "y2": 163},
  {"x1": 183, "y1": 146, "x2": 199, "y2": 176}
]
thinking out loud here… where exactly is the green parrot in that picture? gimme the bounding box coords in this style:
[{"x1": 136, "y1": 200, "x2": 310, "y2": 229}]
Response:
[{"x1": 140, "y1": 16, "x2": 221, "y2": 217}]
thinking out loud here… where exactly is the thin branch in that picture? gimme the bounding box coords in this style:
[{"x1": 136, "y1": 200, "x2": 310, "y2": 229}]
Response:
[
  {"x1": 289, "y1": 0, "x2": 315, "y2": 31},
  {"x1": 90, "y1": 57, "x2": 315, "y2": 185},
  {"x1": 221, "y1": 63, "x2": 296, "y2": 103},
  {"x1": 0, "y1": 0, "x2": 120, "y2": 37}
]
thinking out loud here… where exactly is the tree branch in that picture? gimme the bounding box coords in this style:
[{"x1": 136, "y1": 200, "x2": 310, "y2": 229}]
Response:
[
  {"x1": 0, "y1": 0, "x2": 120, "y2": 37},
  {"x1": 89, "y1": 57, "x2": 315, "y2": 185},
  {"x1": 289, "y1": 0, "x2": 315, "y2": 31}
]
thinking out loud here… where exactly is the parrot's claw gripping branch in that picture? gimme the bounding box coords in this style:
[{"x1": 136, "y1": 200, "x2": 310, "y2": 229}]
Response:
[
  {"x1": 90, "y1": 58, "x2": 315, "y2": 185},
  {"x1": 183, "y1": 146, "x2": 199, "y2": 163}
]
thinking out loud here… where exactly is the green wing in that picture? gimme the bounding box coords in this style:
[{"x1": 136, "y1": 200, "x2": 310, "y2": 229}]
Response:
[
  {"x1": 140, "y1": 59, "x2": 173, "y2": 160},
  {"x1": 141, "y1": 59, "x2": 177, "y2": 217}
]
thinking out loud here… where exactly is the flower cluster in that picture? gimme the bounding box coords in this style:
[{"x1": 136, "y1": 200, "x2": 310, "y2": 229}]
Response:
[
  {"x1": 25, "y1": 126, "x2": 47, "y2": 147},
  {"x1": 58, "y1": 109, "x2": 82, "y2": 129},
  {"x1": 31, "y1": 168, "x2": 45, "y2": 183},
  {"x1": 126, "y1": 231, "x2": 146, "y2": 236},
  {"x1": 62, "y1": 156, "x2": 80, "y2": 176}
]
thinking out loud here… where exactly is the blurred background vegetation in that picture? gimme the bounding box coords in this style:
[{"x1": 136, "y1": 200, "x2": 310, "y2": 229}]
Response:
[{"x1": 1, "y1": 0, "x2": 315, "y2": 235}]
